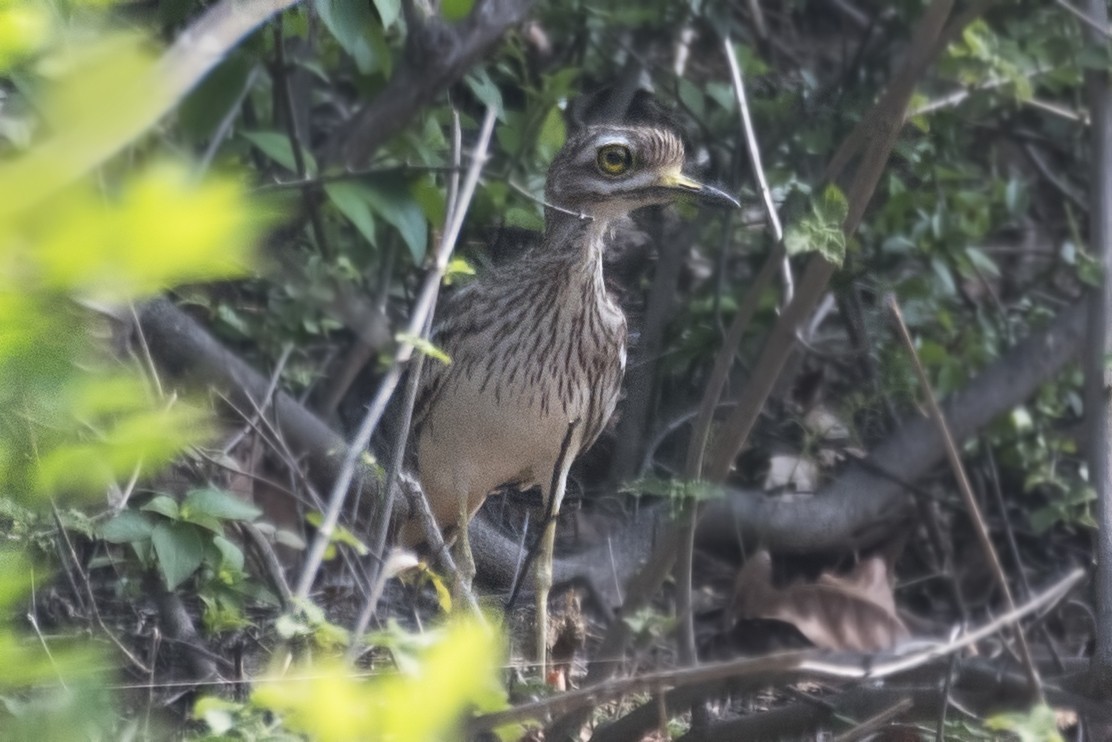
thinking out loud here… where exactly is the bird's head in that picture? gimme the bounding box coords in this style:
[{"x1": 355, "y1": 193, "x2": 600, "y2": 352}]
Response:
[{"x1": 545, "y1": 124, "x2": 739, "y2": 220}]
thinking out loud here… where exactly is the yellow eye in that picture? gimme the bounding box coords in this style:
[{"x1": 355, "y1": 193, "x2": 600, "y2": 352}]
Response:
[{"x1": 596, "y1": 144, "x2": 633, "y2": 176}]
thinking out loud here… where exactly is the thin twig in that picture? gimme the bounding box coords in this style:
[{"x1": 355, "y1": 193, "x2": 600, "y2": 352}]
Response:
[
  {"x1": 253, "y1": 164, "x2": 463, "y2": 192},
  {"x1": 51, "y1": 502, "x2": 151, "y2": 675},
  {"x1": 831, "y1": 697, "x2": 913, "y2": 742},
  {"x1": 722, "y1": 35, "x2": 791, "y2": 306},
  {"x1": 1057, "y1": 0, "x2": 1112, "y2": 38},
  {"x1": 222, "y1": 343, "x2": 292, "y2": 455},
  {"x1": 292, "y1": 106, "x2": 498, "y2": 605},
  {"x1": 983, "y1": 444, "x2": 1066, "y2": 676},
  {"x1": 507, "y1": 178, "x2": 592, "y2": 221},
  {"x1": 1020, "y1": 141, "x2": 1088, "y2": 212},
  {"x1": 216, "y1": 391, "x2": 324, "y2": 512},
  {"x1": 1026, "y1": 96, "x2": 1090, "y2": 124},
  {"x1": 887, "y1": 294, "x2": 1042, "y2": 699},
  {"x1": 272, "y1": 20, "x2": 332, "y2": 258},
  {"x1": 130, "y1": 303, "x2": 165, "y2": 399},
  {"x1": 723, "y1": 37, "x2": 781, "y2": 242},
  {"x1": 935, "y1": 627, "x2": 960, "y2": 742},
  {"x1": 25, "y1": 610, "x2": 67, "y2": 690},
  {"x1": 346, "y1": 550, "x2": 419, "y2": 662},
  {"x1": 353, "y1": 111, "x2": 464, "y2": 637},
  {"x1": 684, "y1": 247, "x2": 782, "y2": 477},
  {"x1": 446, "y1": 110, "x2": 463, "y2": 230},
  {"x1": 240, "y1": 521, "x2": 294, "y2": 608},
  {"x1": 907, "y1": 68, "x2": 1055, "y2": 119},
  {"x1": 196, "y1": 65, "x2": 261, "y2": 177}
]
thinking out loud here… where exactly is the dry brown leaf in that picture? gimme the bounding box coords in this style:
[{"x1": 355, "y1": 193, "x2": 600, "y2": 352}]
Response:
[{"x1": 731, "y1": 551, "x2": 910, "y2": 652}]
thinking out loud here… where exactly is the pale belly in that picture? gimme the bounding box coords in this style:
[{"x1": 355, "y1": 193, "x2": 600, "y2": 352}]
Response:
[{"x1": 415, "y1": 369, "x2": 595, "y2": 530}]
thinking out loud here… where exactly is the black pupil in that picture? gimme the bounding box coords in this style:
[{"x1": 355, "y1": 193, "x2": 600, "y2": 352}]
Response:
[{"x1": 606, "y1": 149, "x2": 626, "y2": 167}]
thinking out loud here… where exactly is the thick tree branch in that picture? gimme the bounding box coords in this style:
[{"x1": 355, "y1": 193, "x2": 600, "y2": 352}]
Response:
[
  {"x1": 1083, "y1": 0, "x2": 1112, "y2": 699},
  {"x1": 698, "y1": 299, "x2": 1087, "y2": 554}
]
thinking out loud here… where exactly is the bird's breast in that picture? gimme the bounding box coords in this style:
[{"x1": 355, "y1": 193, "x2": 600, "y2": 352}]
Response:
[{"x1": 416, "y1": 281, "x2": 625, "y2": 504}]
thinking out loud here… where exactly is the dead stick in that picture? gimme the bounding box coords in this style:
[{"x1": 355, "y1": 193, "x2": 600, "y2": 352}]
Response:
[
  {"x1": 831, "y1": 697, "x2": 913, "y2": 742},
  {"x1": 886, "y1": 294, "x2": 1042, "y2": 699}
]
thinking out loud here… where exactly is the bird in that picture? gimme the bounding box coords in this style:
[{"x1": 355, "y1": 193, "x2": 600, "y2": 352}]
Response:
[{"x1": 401, "y1": 113, "x2": 738, "y2": 672}]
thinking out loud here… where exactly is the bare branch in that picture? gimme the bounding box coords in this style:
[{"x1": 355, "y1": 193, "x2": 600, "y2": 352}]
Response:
[
  {"x1": 292, "y1": 107, "x2": 499, "y2": 606},
  {"x1": 888, "y1": 295, "x2": 1042, "y2": 698}
]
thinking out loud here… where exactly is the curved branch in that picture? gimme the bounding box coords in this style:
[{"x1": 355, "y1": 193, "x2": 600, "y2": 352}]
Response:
[{"x1": 698, "y1": 299, "x2": 1087, "y2": 554}]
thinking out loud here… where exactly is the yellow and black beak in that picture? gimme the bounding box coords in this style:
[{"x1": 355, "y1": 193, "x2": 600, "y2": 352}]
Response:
[{"x1": 658, "y1": 172, "x2": 740, "y2": 208}]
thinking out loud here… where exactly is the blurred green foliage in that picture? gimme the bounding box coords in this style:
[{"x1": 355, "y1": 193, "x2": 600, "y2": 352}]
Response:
[
  {"x1": 0, "y1": 0, "x2": 267, "y2": 734},
  {"x1": 244, "y1": 617, "x2": 511, "y2": 742}
]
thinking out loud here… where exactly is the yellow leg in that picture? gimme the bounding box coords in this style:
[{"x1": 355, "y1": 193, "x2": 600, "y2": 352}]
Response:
[
  {"x1": 534, "y1": 516, "x2": 557, "y2": 675},
  {"x1": 455, "y1": 493, "x2": 475, "y2": 599},
  {"x1": 534, "y1": 457, "x2": 574, "y2": 677},
  {"x1": 534, "y1": 421, "x2": 579, "y2": 678}
]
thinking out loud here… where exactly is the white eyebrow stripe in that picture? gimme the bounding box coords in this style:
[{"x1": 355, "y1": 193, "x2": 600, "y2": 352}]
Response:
[{"x1": 593, "y1": 133, "x2": 634, "y2": 148}]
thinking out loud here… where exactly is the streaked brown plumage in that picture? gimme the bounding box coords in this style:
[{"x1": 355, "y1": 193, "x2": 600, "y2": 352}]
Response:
[{"x1": 404, "y1": 121, "x2": 737, "y2": 669}]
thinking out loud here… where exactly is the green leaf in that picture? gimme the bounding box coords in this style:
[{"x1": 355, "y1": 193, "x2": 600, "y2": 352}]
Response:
[
  {"x1": 151, "y1": 521, "x2": 205, "y2": 590},
  {"x1": 193, "y1": 696, "x2": 241, "y2": 735},
  {"x1": 441, "y1": 0, "x2": 475, "y2": 21},
  {"x1": 305, "y1": 512, "x2": 369, "y2": 556},
  {"x1": 371, "y1": 0, "x2": 401, "y2": 29},
  {"x1": 783, "y1": 184, "x2": 848, "y2": 265},
  {"x1": 426, "y1": 567, "x2": 452, "y2": 613},
  {"x1": 314, "y1": 0, "x2": 381, "y2": 75},
  {"x1": 537, "y1": 105, "x2": 566, "y2": 161},
  {"x1": 410, "y1": 175, "x2": 446, "y2": 228},
  {"x1": 622, "y1": 606, "x2": 677, "y2": 638},
  {"x1": 816, "y1": 184, "x2": 849, "y2": 224},
  {"x1": 503, "y1": 205, "x2": 543, "y2": 231},
  {"x1": 325, "y1": 179, "x2": 427, "y2": 260},
  {"x1": 99, "y1": 510, "x2": 156, "y2": 543},
  {"x1": 464, "y1": 69, "x2": 504, "y2": 119},
  {"x1": 985, "y1": 704, "x2": 1063, "y2": 742},
  {"x1": 141, "y1": 495, "x2": 180, "y2": 520},
  {"x1": 178, "y1": 53, "x2": 253, "y2": 144},
  {"x1": 397, "y1": 332, "x2": 451, "y2": 365},
  {"x1": 362, "y1": 180, "x2": 428, "y2": 262},
  {"x1": 253, "y1": 617, "x2": 507, "y2": 739},
  {"x1": 240, "y1": 131, "x2": 316, "y2": 174},
  {"x1": 212, "y1": 535, "x2": 245, "y2": 573},
  {"x1": 200, "y1": 590, "x2": 252, "y2": 633},
  {"x1": 676, "y1": 78, "x2": 705, "y2": 121},
  {"x1": 443, "y1": 256, "x2": 475, "y2": 286},
  {"x1": 183, "y1": 488, "x2": 262, "y2": 522},
  {"x1": 181, "y1": 513, "x2": 226, "y2": 535},
  {"x1": 275, "y1": 529, "x2": 307, "y2": 550},
  {"x1": 324, "y1": 181, "x2": 377, "y2": 246}
]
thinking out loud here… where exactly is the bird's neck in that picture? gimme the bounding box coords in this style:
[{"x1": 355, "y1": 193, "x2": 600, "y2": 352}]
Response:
[{"x1": 541, "y1": 208, "x2": 612, "y2": 285}]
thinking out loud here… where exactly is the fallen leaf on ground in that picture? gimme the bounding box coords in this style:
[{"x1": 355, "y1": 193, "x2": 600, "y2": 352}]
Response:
[{"x1": 731, "y1": 551, "x2": 910, "y2": 652}]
